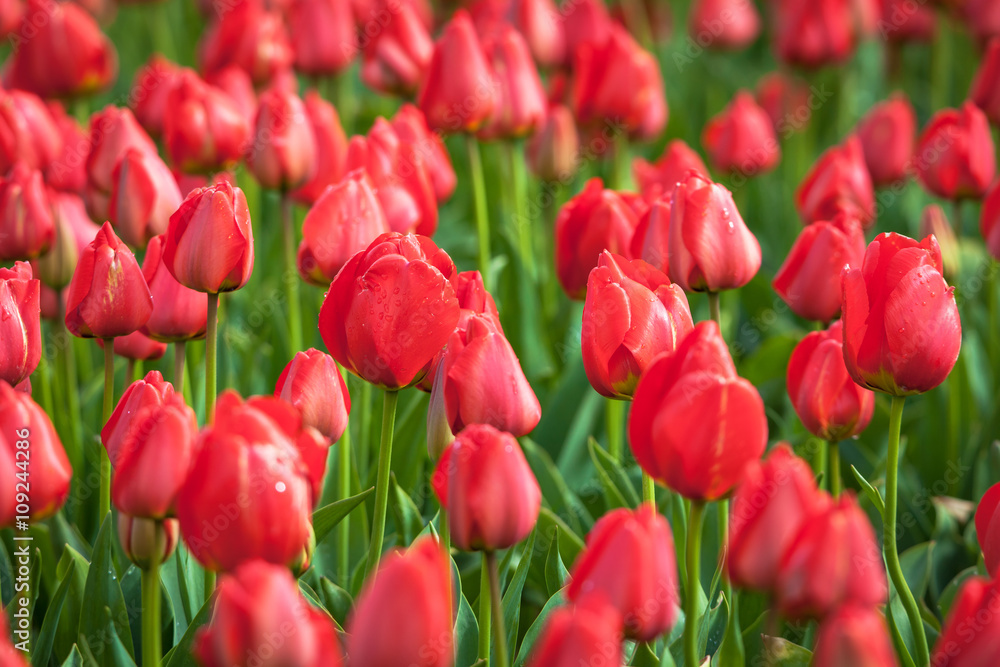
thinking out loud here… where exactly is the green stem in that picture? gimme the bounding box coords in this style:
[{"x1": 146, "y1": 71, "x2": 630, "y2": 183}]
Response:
[
  {"x1": 507, "y1": 140, "x2": 535, "y2": 281},
  {"x1": 364, "y1": 389, "x2": 399, "y2": 580},
  {"x1": 59, "y1": 295, "x2": 83, "y2": 473},
  {"x1": 952, "y1": 200, "x2": 963, "y2": 238},
  {"x1": 359, "y1": 381, "x2": 372, "y2": 482},
  {"x1": 487, "y1": 551, "x2": 508, "y2": 667},
  {"x1": 149, "y1": 0, "x2": 177, "y2": 61},
  {"x1": 612, "y1": 132, "x2": 631, "y2": 190},
  {"x1": 885, "y1": 396, "x2": 929, "y2": 666},
  {"x1": 685, "y1": 501, "x2": 706, "y2": 667},
  {"x1": 606, "y1": 398, "x2": 625, "y2": 462},
  {"x1": 467, "y1": 135, "x2": 492, "y2": 291},
  {"x1": 174, "y1": 341, "x2": 186, "y2": 397},
  {"x1": 642, "y1": 473, "x2": 656, "y2": 506},
  {"x1": 816, "y1": 436, "x2": 828, "y2": 492},
  {"x1": 206, "y1": 293, "x2": 219, "y2": 423},
  {"x1": 479, "y1": 554, "x2": 492, "y2": 666},
  {"x1": 141, "y1": 540, "x2": 162, "y2": 667},
  {"x1": 204, "y1": 570, "x2": 215, "y2": 604},
  {"x1": 439, "y1": 505, "x2": 451, "y2": 557},
  {"x1": 829, "y1": 440, "x2": 841, "y2": 498},
  {"x1": 100, "y1": 338, "x2": 114, "y2": 522},
  {"x1": 708, "y1": 292, "x2": 721, "y2": 328},
  {"x1": 338, "y1": 370, "x2": 353, "y2": 586},
  {"x1": 281, "y1": 193, "x2": 303, "y2": 355}
]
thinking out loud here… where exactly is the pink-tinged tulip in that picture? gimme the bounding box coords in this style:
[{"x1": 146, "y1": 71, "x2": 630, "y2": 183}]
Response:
[
  {"x1": 98, "y1": 331, "x2": 167, "y2": 361},
  {"x1": 972, "y1": 39, "x2": 1000, "y2": 126},
  {"x1": 199, "y1": 0, "x2": 292, "y2": 86},
  {"x1": 360, "y1": 1, "x2": 433, "y2": 97},
  {"x1": 102, "y1": 374, "x2": 196, "y2": 518},
  {"x1": 633, "y1": 140, "x2": 709, "y2": 204},
  {"x1": 981, "y1": 180, "x2": 1000, "y2": 261},
  {"x1": 204, "y1": 66, "x2": 258, "y2": 126},
  {"x1": 964, "y1": 0, "x2": 1000, "y2": 46},
  {"x1": 108, "y1": 148, "x2": 183, "y2": 250},
  {"x1": 566, "y1": 503, "x2": 678, "y2": 641},
  {"x1": 842, "y1": 232, "x2": 961, "y2": 395},
  {"x1": 920, "y1": 204, "x2": 959, "y2": 278},
  {"x1": 0, "y1": 0, "x2": 20, "y2": 39},
  {"x1": 855, "y1": 93, "x2": 917, "y2": 187},
  {"x1": 118, "y1": 514, "x2": 179, "y2": 571},
  {"x1": 319, "y1": 232, "x2": 460, "y2": 389},
  {"x1": 141, "y1": 235, "x2": 208, "y2": 343},
  {"x1": 562, "y1": 0, "x2": 612, "y2": 58},
  {"x1": 478, "y1": 26, "x2": 547, "y2": 140},
  {"x1": 689, "y1": 0, "x2": 762, "y2": 50},
  {"x1": 130, "y1": 55, "x2": 182, "y2": 139},
  {"x1": 771, "y1": 0, "x2": 858, "y2": 69},
  {"x1": 432, "y1": 424, "x2": 540, "y2": 550},
  {"x1": 629, "y1": 321, "x2": 767, "y2": 500},
  {"x1": 555, "y1": 178, "x2": 641, "y2": 299},
  {"x1": 298, "y1": 169, "x2": 390, "y2": 286},
  {"x1": 974, "y1": 482, "x2": 1000, "y2": 577},
  {"x1": 581, "y1": 252, "x2": 693, "y2": 399},
  {"x1": 275, "y1": 348, "x2": 351, "y2": 442},
  {"x1": 34, "y1": 191, "x2": 99, "y2": 291},
  {"x1": 932, "y1": 576, "x2": 1000, "y2": 666},
  {"x1": 348, "y1": 536, "x2": 453, "y2": 667},
  {"x1": 880, "y1": 0, "x2": 935, "y2": 43},
  {"x1": 163, "y1": 70, "x2": 251, "y2": 174},
  {"x1": 0, "y1": 263, "x2": 40, "y2": 388},
  {"x1": 524, "y1": 594, "x2": 624, "y2": 667},
  {"x1": 702, "y1": 91, "x2": 781, "y2": 175},
  {"x1": 511, "y1": 0, "x2": 565, "y2": 68},
  {"x1": 0, "y1": 163, "x2": 55, "y2": 261},
  {"x1": 44, "y1": 102, "x2": 88, "y2": 195},
  {"x1": 391, "y1": 104, "x2": 457, "y2": 203},
  {"x1": 246, "y1": 88, "x2": 317, "y2": 191},
  {"x1": 84, "y1": 106, "x2": 158, "y2": 222},
  {"x1": 796, "y1": 137, "x2": 876, "y2": 227},
  {"x1": 776, "y1": 492, "x2": 887, "y2": 619},
  {"x1": 163, "y1": 182, "x2": 255, "y2": 294},
  {"x1": 756, "y1": 71, "x2": 813, "y2": 136},
  {"x1": 526, "y1": 104, "x2": 579, "y2": 183},
  {"x1": 914, "y1": 102, "x2": 996, "y2": 200},
  {"x1": 194, "y1": 560, "x2": 343, "y2": 667},
  {"x1": 668, "y1": 172, "x2": 761, "y2": 292},
  {"x1": 64, "y1": 222, "x2": 152, "y2": 339},
  {"x1": 177, "y1": 390, "x2": 328, "y2": 571},
  {"x1": 787, "y1": 321, "x2": 875, "y2": 441},
  {"x1": 571, "y1": 25, "x2": 667, "y2": 141},
  {"x1": 812, "y1": 604, "x2": 899, "y2": 667},
  {"x1": 287, "y1": 0, "x2": 356, "y2": 77},
  {"x1": 773, "y1": 211, "x2": 866, "y2": 323},
  {"x1": 0, "y1": 90, "x2": 63, "y2": 175},
  {"x1": 290, "y1": 91, "x2": 349, "y2": 206},
  {"x1": 418, "y1": 10, "x2": 498, "y2": 134},
  {"x1": 728, "y1": 445, "x2": 823, "y2": 592},
  {"x1": 5, "y1": 0, "x2": 117, "y2": 98}
]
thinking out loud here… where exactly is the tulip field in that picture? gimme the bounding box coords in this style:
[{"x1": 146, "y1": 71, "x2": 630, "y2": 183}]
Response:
[{"x1": 6, "y1": 0, "x2": 1000, "y2": 666}]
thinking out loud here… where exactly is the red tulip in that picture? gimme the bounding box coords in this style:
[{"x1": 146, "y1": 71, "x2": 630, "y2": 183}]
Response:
[
  {"x1": 702, "y1": 90, "x2": 780, "y2": 175},
  {"x1": 511, "y1": 0, "x2": 565, "y2": 68},
  {"x1": 689, "y1": 0, "x2": 762, "y2": 50},
  {"x1": 0, "y1": 163, "x2": 55, "y2": 261},
  {"x1": 630, "y1": 321, "x2": 767, "y2": 500},
  {"x1": 524, "y1": 593, "x2": 624, "y2": 667},
  {"x1": 756, "y1": 71, "x2": 813, "y2": 136},
  {"x1": 418, "y1": 10, "x2": 498, "y2": 134},
  {"x1": 163, "y1": 70, "x2": 251, "y2": 174},
  {"x1": 566, "y1": 503, "x2": 678, "y2": 641},
  {"x1": 0, "y1": 381, "x2": 72, "y2": 526},
  {"x1": 108, "y1": 148, "x2": 183, "y2": 250},
  {"x1": 130, "y1": 54, "x2": 182, "y2": 139},
  {"x1": 668, "y1": 172, "x2": 761, "y2": 292},
  {"x1": 581, "y1": 252, "x2": 693, "y2": 399},
  {"x1": 973, "y1": 39, "x2": 1000, "y2": 127},
  {"x1": 163, "y1": 182, "x2": 255, "y2": 294},
  {"x1": 348, "y1": 536, "x2": 453, "y2": 667},
  {"x1": 246, "y1": 88, "x2": 317, "y2": 191},
  {"x1": 35, "y1": 194, "x2": 99, "y2": 294},
  {"x1": 0, "y1": 263, "x2": 40, "y2": 388},
  {"x1": 199, "y1": 0, "x2": 292, "y2": 86},
  {"x1": 204, "y1": 66, "x2": 258, "y2": 126},
  {"x1": 118, "y1": 514, "x2": 179, "y2": 571},
  {"x1": 319, "y1": 232, "x2": 460, "y2": 389},
  {"x1": 855, "y1": 93, "x2": 917, "y2": 187},
  {"x1": 290, "y1": 91, "x2": 349, "y2": 206},
  {"x1": 771, "y1": 0, "x2": 858, "y2": 69},
  {"x1": 776, "y1": 492, "x2": 887, "y2": 619},
  {"x1": 0, "y1": 611, "x2": 27, "y2": 667},
  {"x1": 526, "y1": 104, "x2": 579, "y2": 183},
  {"x1": 796, "y1": 136, "x2": 876, "y2": 227},
  {"x1": 478, "y1": 26, "x2": 547, "y2": 140},
  {"x1": 981, "y1": 179, "x2": 1000, "y2": 261},
  {"x1": 140, "y1": 235, "x2": 208, "y2": 343},
  {"x1": 812, "y1": 604, "x2": 899, "y2": 667},
  {"x1": 44, "y1": 102, "x2": 88, "y2": 196},
  {"x1": 842, "y1": 232, "x2": 961, "y2": 395},
  {"x1": 632, "y1": 140, "x2": 709, "y2": 204},
  {"x1": 562, "y1": 0, "x2": 612, "y2": 60},
  {"x1": 974, "y1": 482, "x2": 1000, "y2": 577},
  {"x1": 964, "y1": 0, "x2": 1000, "y2": 46},
  {"x1": 275, "y1": 348, "x2": 351, "y2": 442},
  {"x1": 0, "y1": 90, "x2": 63, "y2": 175},
  {"x1": 914, "y1": 102, "x2": 996, "y2": 200},
  {"x1": 194, "y1": 560, "x2": 343, "y2": 667},
  {"x1": 84, "y1": 106, "x2": 158, "y2": 222},
  {"x1": 360, "y1": 1, "x2": 433, "y2": 97},
  {"x1": 880, "y1": 0, "x2": 935, "y2": 43},
  {"x1": 391, "y1": 104, "x2": 457, "y2": 204},
  {"x1": 555, "y1": 178, "x2": 641, "y2": 299},
  {"x1": 288, "y1": 0, "x2": 356, "y2": 77},
  {"x1": 773, "y1": 211, "x2": 866, "y2": 323},
  {"x1": 98, "y1": 331, "x2": 168, "y2": 361},
  {"x1": 931, "y1": 575, "x2": 1000, "y2": 666},
  {"x1": 5, "y1": 0, "x2": 117, "y2": 98}
]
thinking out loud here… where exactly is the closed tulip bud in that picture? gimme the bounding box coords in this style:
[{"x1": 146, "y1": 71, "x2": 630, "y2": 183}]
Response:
[
  {"x1": 633, "y1": 140, "x2": 709, "y2": 204},
  {"x1": 118, "y1": 515, "x2": 179, "y2": 571},
  {"x1": 246, "y1": 88, "x2": 316, "y2": 192},
  {"x1": 974, "y1": 482, "x2": 1000, "y2": 577},
  {"x1": 205, "y1": 66, "x2": 259, "y2": 127},
  {"x1": 478, "y1": 26, "x2": 547, "y2": 140},
  {"x1": 855, "y1": 93, "x2": 917, "y2": 187},
  {"x1": 965, "y1": 0, "x2": 1000, "y2": 46},
  {"x1": 0, "y1": 381, "x2": 72, "y2": 526},
  {"x1": 511, "y1": 0, "x2": 566, "y2": 68},
  {"x1": 982, "y1": 180, "x2": 1000, "y2": 261},
  {"x1": 915, "y1": 102, "x2": 996, "y2": 200},
  {"x1": 525, "y1": 593, "x2": 623, "y2": 667},
  {"x1": 164, "y1": 71, "x2": 251, "y2": 174},
  {"x1": 130, "y1": 55, "x2": 182, "y2": 139},
  {"x1": 36, "y1": 192, "x2": 100, "y2": 290},
  {"x1": 756, "y1": 71, "x2": 813, "y2": 136},
  {"x1": 881, "y1": 0, "x2": 935, "y2": 43},
  {"x1": 973, "y1": 40, "x2": 1000, "y2": 125},
  {"x1": 5, "y1": 0, "x2": 117, "y2": 98},
  {"x1": 920, "y1": 204, "x2": 959, "y2": 278},
  {"x1": 194, "y1": 560, "x2": 343, "y2": 667},
  {"x1": 199, "y1": 0, "x2": 292, "y2": 86},
  {"x1": 0, "y1": 90, "x2": 63, "y2": 175},
  {"x1": 812, "y1": 604, "x2": 899, "y2": 667},
  {"x1": 668, "y1": 172, "x2": 761, "y2": 293},
  {"x1": 526, "y1": 104, "x2": 579, "y2": 183},
  {"x1": 796, "y1": 137, "x2": 876, "y2": 227},
  {"x1": 0, "y1": 163, "x2": 55, "y2": 261},
  {"x1": 108, "y1": 148, "x2": 183, "y2": 250},
  {"x1": 290, "y1": 92, "x2": 348, "y2": 206},
  {"x1": 776, "y1": 492, "x2": 887, "y2": 619},
  {"x1": 0, "y1": 263, "x2": 40, "y2": 389},
  {"x1": 842, "y1": 232, "x2": 961, "y2": 395},
  {"x1": 581, "y1": 252, "x2": 693, "y2": 399},
  {"x1": 102, "y1": 370, "x2": 171, "y2": 459},
  {"x1": 566, "y1": 503, "x2": 678, "y2": 641},
  {"x1": 65, "y1": 222, "x2": 152, "y2": 339},
  {"x1": 45, "y1": 102, "x2": 88, "y2": 196},
  {"x1": 689, "y1": 0, "x2": 762, "y2": 50},
  {"x1": 773, "y1": 212, "x2": 866, "y2": 323},
  {"x1": 391, "y1": 104, "x2": 457, "y2": 204},
  {"x1": 137, "y1": 235, "x2": 208, "y2": 343},
  {"x1": 0, "y1": 612, "x2": 27, "y2": 666},
  {"x1": 702, "y1": 91, "x2": 780, "y2": 176},
  {"x1": 360, "y1": 2, "x2": 433, "y2": 97},
  {"x1": 288, "y1": 0, "x2": 356, "y2": 77},
  {"x1": 629, "y1": 321, "x2": 767, "y2": 500},
  {"x1": 163, "y1": 182, "x2": 254, "y2": 294},
  {"x1": 772, "y1": 0, "x2": 858, "y2": 69},
  {"x1": 562, "y1": 0, "x2": 612, "y2": 61},
  {"x1": 98, "y1": 331, "x2": 168, "y2": 362},
  {"x1": 275, "y1": 349, "x2": 351, "y2": 442},
  {"x1": 555, "y1": 178, "x2": 641, "y2": 299},
  {"x1": 932, "y1": 576, "x2": 1000, "y2": 666},
  {"x1": 85, "y1": 106, "x2": 158, "y2": 222},
  {"x1": 348, "y1": 536, "x2": 453, "y2": 667}
]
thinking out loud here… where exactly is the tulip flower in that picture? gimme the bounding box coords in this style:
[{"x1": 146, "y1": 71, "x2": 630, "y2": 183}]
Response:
[
  {"x1": 290, "y1": 91, "x2": 349, "y2": 206},
  {"x1": 141, "y1": 235, "x2": 208, "y2": 344},
  {"x1": 44, "y1": 103, "x2": 87, "y2": 196},
  {"x1": 668, "y1": 172, "x2": 761, "y2": 293},
  {"x1": 702, "y1": 90, "x2": 780, "y2": 176},
  {"x1": 163, "y1": 70, "x2": 251, "y2": 174},
  {"x1": 982, "y1": 179, "x2": 1000, "y2": 261},
  {"x1": 855, "y1": 93, "x2": 917, "y2": 187},
  {"x1": 34, "y1": 192, "x2": 99, "y2": 292},
  {"x1": 562, "y1": 0, "x2": 612, "y2": 58},
  {"x1": 84, "y1": 106, "x2": 159, "y2": 222},
  {"x1": 965, "y1": 0, "x2": 1000, "y2": 45},
  {"x1": 632, "y1": 140, "x2": 709, "y2": 203},
  {"x1": 526, "y1": 104, "x2": 580, "y2": 183},
  {"x1": 565, "y1": 503, "x2": 679, "y2": 641},
  {"x1": 756, "y1": 71, "x2": 813, "y2": 136},
  {"x1": 524, "y1": 593, "x2": 624, "y2": 667},
  {"x1": 99, "y1": 331, "x2": 168, "y2": 364},
  {"x1": 773, "y1": 211, "x2": 866, "y2": 323},
  {"x1": 246, "y1": 88, "x2": 317, "y2": 192},
  {"x1": 348, "y1": 536, "x2": 453, "y2": 667},
  {"x1": 108, "y1": 148, "x2": 183, "y2": 250},
  {"x1": 204, "y1": 66, "x2": 258, "y2": 125},
  {"x1": 511, "y1": 0, "x2": 566, "y2": 68},
  {"x1": 771, "y1": 0, "x2": 858, "y2": 69},
  {"x1": 914, "y1": 102, "x2": 996, "y2": 201},
  {"x1": 0, "y1": 89, "x2": 63, "y2": 175},
  {"x1": 880, "y1": 0, "x2": 935, "y2": 43},
  {"x1": 728, "y1": 445, "x2": 824, "y2": 592},
  {"x1": 118, "y1": 514, "x2": 179, "y2": 572},
  {"x1": 391, "y1": 104, "x2": 457, "y2": 203},
  {"x1": 275, "y1": 348, "x2": 351, "y2": 443},
  {"x1": 287, "y1": 0, "x2": 356, "y2": 77},
  {"x1": 0, "y1": 163, "x2": 55, "y2": 261},
  {"x1": 198, "y1": 0, "x2": 292, "y2": 86},
  {"x1": 796, "y1": 137, "x2": 876, "y2": 228},
  {"x1": 811, "y1": 604, "x2": 899, "y2": 667},
  {"x1": 360, "y1": 1, "x2": 433, "y2": 97},
  {"x1": 975, "y1": 482, "x2": 1000, "y2": 577},
  {"x1": 478, "y1": 26, "x2": 547, "y2": 140},
  {"x1": 0, "y1": 263, "x2": 40, "y2": 388},
  {"x1": 689, "y1": 0, "x2": 762, "y2": 50},
  {"x1": 194, "y1": 560, "x2": 343, "y2": 667},
  {"x1": 130, "y1": 54, "x2": 182, "y2": 139},
  {"x1": 932, "y1": 576, "x2": 1000, "y2": 666},
  {"x1": 0, "y1": 612, "x2": 27, "y2": 667},
  {"x1": 101, "y1": 370, "x2": 171, "y2": 458}
]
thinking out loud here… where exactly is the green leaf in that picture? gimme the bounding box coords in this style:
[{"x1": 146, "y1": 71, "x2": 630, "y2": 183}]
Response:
[
  {"x1": 938, "y1": 566, "x2": 978, "y2": 618},
  {"x1": 521, "y1": 438, "x2": 591, "y2": 535},
  {"x1": 54, "y1": 546, "x2": 90, "y2": 660},
  {"x1": 632, "y1": 641, "x2": 660, "y2": 667},
  {"x1": 715, "y1": 592, "x2": 745, "y2": 667},
  {"x1": 455, "y1": 589, "x2": 480, "y2": 667},
  {"x1": 535, "y1": 507, "x2": 585, "y2": 567},
  {"x1": 163, "y1": 593, "x2": 214, "y2": 667},
  {"x1": 389, "y1": 475, "x2": 425, "y2": 546},
  {"x1": 513, "y1": 591, "x2": 565, "y2": 667},
  {"x1": 851, "y1": 465, "x2": 886, "y2": 517},
  {"x1": 101, "y1": 608, "x2": 138, "y2": 667},
  {"x1": 499, "y1": 529, "x2": 537, "y2": 661},
  {"x1": 78, "y1": 514, "x2": 135, "y2": 665},
  {"x1": 543, "y1": 527, "x2": 568, "y2": 597},
  {"x1": 900, "y1": 541, "x2": 935, "y2": 600},
  {"x1": 587, "y1": 437, "x2": 640, "y2": 509},
  {"x1": 319, "y1": 578, "x2": 353, "y2": 630},
  {"x1": 759, "y1": 637, "x2": 812, "y2": 666},
  {"x1": 60, "y1": 646, "x2": 83, "y2": 667},
  {"x1": 0, "y1": 539, "x2": 12, "y2": 605},
  {"x1": 31, "y1": 560, "x2": 75, "y2": 667},
  {"x1": 313, "y1": 487, "x2": 375, "y2": 545}
]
